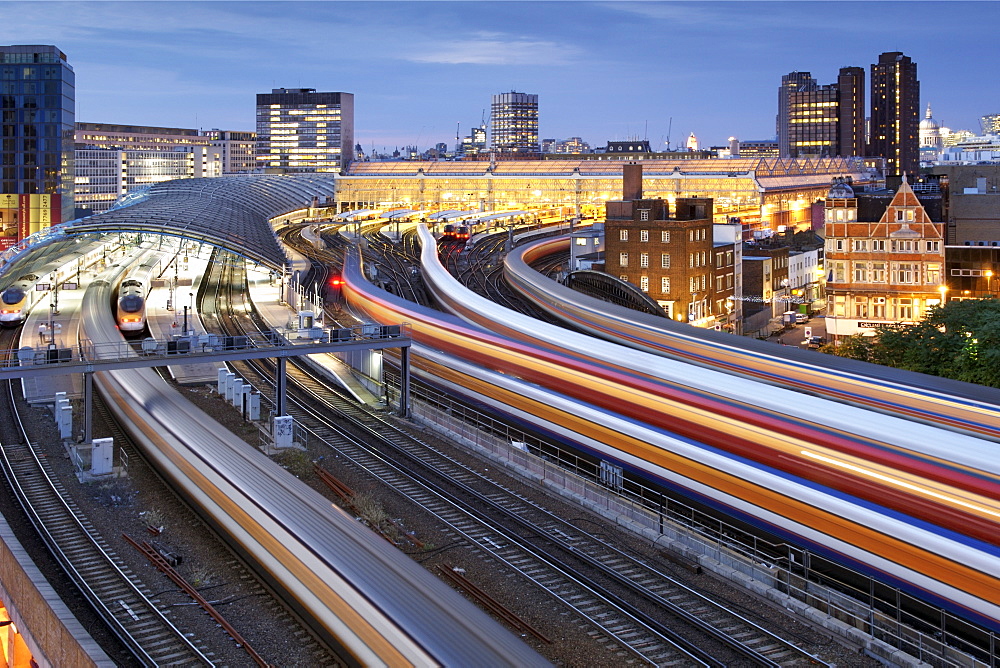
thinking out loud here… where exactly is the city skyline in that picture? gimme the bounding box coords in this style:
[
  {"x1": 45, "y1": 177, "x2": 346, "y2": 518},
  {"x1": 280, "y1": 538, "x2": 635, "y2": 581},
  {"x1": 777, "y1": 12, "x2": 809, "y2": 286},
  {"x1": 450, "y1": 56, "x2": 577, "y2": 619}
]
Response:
[{"x1": 4, "y1": 1, "x2": 999, "y2": 153}]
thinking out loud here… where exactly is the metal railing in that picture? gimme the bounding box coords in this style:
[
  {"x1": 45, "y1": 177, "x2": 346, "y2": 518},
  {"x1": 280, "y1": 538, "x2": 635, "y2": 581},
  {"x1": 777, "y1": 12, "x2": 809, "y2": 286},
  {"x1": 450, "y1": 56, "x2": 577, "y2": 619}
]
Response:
[{"x1": 392, "y1": 371, "x2": 997, "y2": 668}]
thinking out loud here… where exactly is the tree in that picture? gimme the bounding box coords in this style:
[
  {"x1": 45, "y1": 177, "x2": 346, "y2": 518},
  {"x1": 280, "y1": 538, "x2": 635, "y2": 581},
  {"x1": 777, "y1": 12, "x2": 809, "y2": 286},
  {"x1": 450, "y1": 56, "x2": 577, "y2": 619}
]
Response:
[{"x1": 825, "y1": 299, "x2": 1000, "y2": 388}]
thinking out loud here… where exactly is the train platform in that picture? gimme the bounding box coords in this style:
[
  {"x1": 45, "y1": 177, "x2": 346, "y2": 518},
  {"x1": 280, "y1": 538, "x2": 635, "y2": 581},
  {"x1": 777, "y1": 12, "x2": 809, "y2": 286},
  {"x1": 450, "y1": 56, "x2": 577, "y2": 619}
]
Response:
[
  {"x1": 245, "y1": 264, "x2": 384, "y2": 408},
  {"x1": 20, "y1": 282, "x2": 87, "y2": 404},
  {"x1": 144, "y1": 256, "x2": 220, "y2": 386}
]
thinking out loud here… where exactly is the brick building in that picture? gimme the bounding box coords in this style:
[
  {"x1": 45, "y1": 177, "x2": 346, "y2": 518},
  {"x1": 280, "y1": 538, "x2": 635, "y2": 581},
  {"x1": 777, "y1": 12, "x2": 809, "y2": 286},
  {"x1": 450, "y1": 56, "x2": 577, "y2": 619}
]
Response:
[
  {"x1": 603, "y1": 164, "x2": 715, "y2": 324},
  {"x1": 824, "y1": 178, "x2": 945, "y2": 338}
]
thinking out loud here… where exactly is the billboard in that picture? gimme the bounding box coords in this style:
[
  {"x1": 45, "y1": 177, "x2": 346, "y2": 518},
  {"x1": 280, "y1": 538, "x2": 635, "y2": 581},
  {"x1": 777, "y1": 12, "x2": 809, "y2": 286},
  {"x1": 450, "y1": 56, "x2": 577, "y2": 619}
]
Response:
[{"x1": 0, "y1": 194, "x2": 60, "y2": 248}]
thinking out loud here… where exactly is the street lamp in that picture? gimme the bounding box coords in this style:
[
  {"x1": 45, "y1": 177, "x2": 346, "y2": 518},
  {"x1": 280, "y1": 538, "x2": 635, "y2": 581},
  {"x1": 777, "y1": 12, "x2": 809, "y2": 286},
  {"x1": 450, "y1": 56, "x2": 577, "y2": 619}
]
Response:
[
  {"x1": 938, "y1": 284, "x2": 948, "y2": 306},
  {"x1": 986, "y1": 269, "x2": 994, "y2": 297}
]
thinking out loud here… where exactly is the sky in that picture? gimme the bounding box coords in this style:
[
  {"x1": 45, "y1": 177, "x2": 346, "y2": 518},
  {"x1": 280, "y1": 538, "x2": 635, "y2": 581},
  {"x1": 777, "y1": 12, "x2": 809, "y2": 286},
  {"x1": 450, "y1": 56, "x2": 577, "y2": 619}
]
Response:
[{"x1": 4, "y1": 1, "x2": 1000, "y2": 153}]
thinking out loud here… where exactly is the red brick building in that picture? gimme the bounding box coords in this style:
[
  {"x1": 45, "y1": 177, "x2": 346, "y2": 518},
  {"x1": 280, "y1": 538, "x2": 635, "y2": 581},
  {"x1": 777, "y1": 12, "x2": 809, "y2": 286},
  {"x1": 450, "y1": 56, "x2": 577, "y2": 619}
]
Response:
[
  {"x1": 825, "y1": 178, "x2": 945, "y2": 338},
  {"x1": 603, "y1": 164, "x2": 715, "y2": 324}
]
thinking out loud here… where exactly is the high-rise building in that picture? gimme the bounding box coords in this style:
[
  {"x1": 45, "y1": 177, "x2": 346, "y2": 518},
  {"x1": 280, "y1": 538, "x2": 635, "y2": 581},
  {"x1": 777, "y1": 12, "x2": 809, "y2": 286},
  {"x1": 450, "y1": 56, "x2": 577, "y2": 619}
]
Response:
[
  {"x1": 777, "y1": 71, "x2": 816, "y2": 157},
  {"x1": 869, "y1": 52, "x2": 919, "y2": 176},
  {"x1": 255, "y1": 88, "x2": 354, "y2": 172},
  {"x1": 836, "y1": 67, "x2": 866, "y2": 158},
  {"x1": 980, "y1": 113, "x2": 1000, "y2": 136},
  {"x1": 0, "y1": 45, "x2": 75, "y2": 247},
  {"x1": 490, "y1": 91, "x2": 539, "y2": 155},
  {"x1": 776, "y1": 67, "x2": 864, "y2": 159}
]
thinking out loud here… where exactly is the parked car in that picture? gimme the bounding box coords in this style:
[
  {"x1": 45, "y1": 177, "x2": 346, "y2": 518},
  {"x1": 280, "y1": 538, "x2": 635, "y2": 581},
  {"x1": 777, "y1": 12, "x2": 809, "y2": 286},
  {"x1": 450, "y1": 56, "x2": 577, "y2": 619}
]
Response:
[
  {"x1": 795, "y1": 312, "x2": 809, "y2": 324},
  {"x1": 806, "y1": 335, "x2": 825, "y2": 349}
]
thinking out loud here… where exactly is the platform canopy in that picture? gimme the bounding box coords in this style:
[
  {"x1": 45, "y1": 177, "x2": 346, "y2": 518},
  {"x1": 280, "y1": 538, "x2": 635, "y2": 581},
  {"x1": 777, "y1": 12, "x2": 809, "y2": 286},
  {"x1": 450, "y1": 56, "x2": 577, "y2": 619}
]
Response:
[{"x1": 63, "y1": 174, "x2": 336, "y2": 268}]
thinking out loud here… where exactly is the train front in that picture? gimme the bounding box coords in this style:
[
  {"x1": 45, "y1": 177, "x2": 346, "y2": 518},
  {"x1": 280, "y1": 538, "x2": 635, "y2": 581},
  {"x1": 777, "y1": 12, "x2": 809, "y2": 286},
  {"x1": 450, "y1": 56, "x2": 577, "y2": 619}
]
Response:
[
  {"x1": 117, "y1": 280, "x2": 146, "y2": 335},
  {"x1": 0, "y1": 284, "x2": 27, "y2": 327}
]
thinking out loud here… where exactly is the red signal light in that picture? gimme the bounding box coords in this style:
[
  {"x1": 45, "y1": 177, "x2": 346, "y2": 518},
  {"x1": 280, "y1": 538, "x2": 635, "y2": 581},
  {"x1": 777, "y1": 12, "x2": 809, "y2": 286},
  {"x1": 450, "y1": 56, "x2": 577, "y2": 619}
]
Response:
[{"x1": 330, "y1": 276, "x2": 345, "y2": 288}]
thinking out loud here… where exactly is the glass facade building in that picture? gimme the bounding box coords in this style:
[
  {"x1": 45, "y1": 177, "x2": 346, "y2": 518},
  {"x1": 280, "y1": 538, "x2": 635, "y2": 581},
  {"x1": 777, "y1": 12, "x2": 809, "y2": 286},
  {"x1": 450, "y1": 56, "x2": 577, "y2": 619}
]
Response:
[
  {"x1": 490, "y1": 91, "x2": 539, "y2": 155},
  {"x1": 255, "y1": 89, "x2": 354, "y2": 173},
  {"x1": 0, "y1": 45, "x2": 75, "y2": 247},
  {"x1": 778, "y1": 67, "x2": 865, "y2": 159}
]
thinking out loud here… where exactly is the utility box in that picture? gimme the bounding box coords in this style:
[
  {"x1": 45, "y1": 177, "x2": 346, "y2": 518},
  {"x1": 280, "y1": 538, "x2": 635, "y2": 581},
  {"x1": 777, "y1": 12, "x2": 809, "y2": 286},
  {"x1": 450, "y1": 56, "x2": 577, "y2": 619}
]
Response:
[{"x1": 91, "y1": 438, "x2": 113, "y2": 476}]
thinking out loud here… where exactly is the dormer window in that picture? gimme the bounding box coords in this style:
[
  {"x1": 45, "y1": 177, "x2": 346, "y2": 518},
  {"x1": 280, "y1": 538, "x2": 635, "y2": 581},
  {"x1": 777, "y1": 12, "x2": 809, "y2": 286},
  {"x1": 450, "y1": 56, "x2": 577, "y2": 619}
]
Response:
[{"x1": 639, "y1": 210, "x2": 649, "y2": 221}]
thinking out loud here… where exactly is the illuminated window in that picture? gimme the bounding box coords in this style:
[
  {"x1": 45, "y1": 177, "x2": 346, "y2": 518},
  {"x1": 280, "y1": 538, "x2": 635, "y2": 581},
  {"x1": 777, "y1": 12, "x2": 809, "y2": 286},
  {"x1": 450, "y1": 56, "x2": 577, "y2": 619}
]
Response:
[
  {"x1": 640, "y1": 253, "x2": 648, "y2": 268},
  {"x1": 661, "y1": 231, "x2": 670, "y2": 243},
  {"x1": 639, "y1": 210, "x2": 649, "y2": 221},
  {"x1": 661, "y1": 253, "x2": 670, "y2": 268},
  {"x1": 661, "y1": 276, "x2": 670, "y2": 292},
  {"x1": 640, "y1": 276, "x2": 649, "y2": 291},
  {"x1": 620, "y1": 252, "x2": 629, "y2": 267},
  {"x1": 619, "y1": 229, "x2": 628, "y2": 241},
  {"x1": 640, "y1": 229, "x2": 648, "y2": 242}
]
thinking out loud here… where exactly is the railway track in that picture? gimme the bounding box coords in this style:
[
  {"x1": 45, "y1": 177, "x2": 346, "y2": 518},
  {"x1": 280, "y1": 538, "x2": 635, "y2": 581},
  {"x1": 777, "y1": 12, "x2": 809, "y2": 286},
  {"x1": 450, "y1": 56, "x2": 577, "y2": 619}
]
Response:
[
  {"x1": 201, "y1": 251, "x2": 833, "y2": 667},
  {"x1": 0, "y1": 329, "x2": 214, "y2": 667}
]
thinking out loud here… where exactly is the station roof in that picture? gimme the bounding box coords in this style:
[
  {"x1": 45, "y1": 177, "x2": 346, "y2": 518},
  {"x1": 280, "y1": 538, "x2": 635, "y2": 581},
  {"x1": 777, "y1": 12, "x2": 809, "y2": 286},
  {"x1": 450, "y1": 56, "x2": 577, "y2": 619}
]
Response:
[{"x1": 64, "y1": 174, "x2": 335, "y2": 268}]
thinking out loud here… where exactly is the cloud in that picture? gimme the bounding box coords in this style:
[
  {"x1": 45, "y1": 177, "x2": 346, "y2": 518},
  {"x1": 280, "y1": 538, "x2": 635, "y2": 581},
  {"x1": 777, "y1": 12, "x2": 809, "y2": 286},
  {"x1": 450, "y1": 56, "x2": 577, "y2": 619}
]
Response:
[{"x1": 403, "y1": 32, "x2": 582, "y2": 66}]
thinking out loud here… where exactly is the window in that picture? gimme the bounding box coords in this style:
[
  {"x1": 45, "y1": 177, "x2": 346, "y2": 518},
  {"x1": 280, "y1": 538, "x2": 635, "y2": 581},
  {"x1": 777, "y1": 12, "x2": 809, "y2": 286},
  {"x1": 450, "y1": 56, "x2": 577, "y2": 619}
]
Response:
[
  {"x1": 661, "y1": 276, "x2": 670, "y2": 293},
  {"x1": 854, "y1": 262, "x2": 867, "y2": 282},
  {"x1": 828, "y1": 238, "x2": 844, "y2": 252},
  {"x1": 891, "y1": 240, "x2": 914, "y2": 252},
  {"x1": 701, "y1": 251, "x2": 707, "y2": 266},
  {"x1": 619, "y1": 252, "x2": 629, "y2": 267},
  {"x1": 854, "y1": 297, "x2": 869, "y2": 318},
  {"x1": 872, "y1": 239, "x2": 886, "y2": 252},
  {"x1": 926, "y1": 263, "x2": 941, "y2": 284},
  {"x1": 661, "y1": 231, "x2": 670, "y2": 243},
  {"x1": 894, "y1": 297, "x2": 914, "y2": 320},
  {"x1": 701, "y1": 275, "x2": 706, "y2": 290},
  {"x1": 640, "y1": 252, "x2": 649, "y2": 268},
  {"x1": 852, "y1": 239, "x2": 868, "y2": 252},
  {"x1": 661, "y1": 253, "x2": 670, "y2": 268},
  {"x1": 872, "y1": 262, "x2": 886, "y2": 282},
  {"x1": 640, "y1": 229, "x2": 649, "y2": 242},
  {"x1": 619, "y1": 229, "x2": 628, "y2": 241},
  {"x1": 894, "y1": 263, "x2": 916, "y2": 284},
  {"x1": 872, "y1": 299, "x2": 886, "y2": 318},
  {"x1": 575, "y1": 237, "x2": 587, "y2": 246},
  {"x1": 639, "y1": 210, "x2": 649, "y2": 221},
  {"x1": 640, "y1": 276, "x2": 649, "y2": 291},
  {"x1": 831, "y1": 261, "x2": 846, "y2": 283},
  {"x1": 925, "y1": 240, "x2": 940, "y2": 253},
  {"x1": 833, "y1": 295, "x2": 847, "y2": 317},
  {"x1": 690, "y1": 277, "x2": 698, "y2": 292},
  {"x1": 689, "y1": 253, "x2": 694, "y2": 268},
  {"x1": 726, "y1": 251, "x2": 733, "y2": 265}
]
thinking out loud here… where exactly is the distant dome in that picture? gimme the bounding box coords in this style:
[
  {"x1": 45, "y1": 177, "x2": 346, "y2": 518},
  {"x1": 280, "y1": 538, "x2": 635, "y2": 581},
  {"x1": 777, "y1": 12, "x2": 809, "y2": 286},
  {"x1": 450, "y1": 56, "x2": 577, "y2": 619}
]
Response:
[
  {"x1": 919, "y1": 104, "x2": 940, "y2": 132},
  {"x1": 920, "y1": 104, "x2": 943, "y2": 150}
]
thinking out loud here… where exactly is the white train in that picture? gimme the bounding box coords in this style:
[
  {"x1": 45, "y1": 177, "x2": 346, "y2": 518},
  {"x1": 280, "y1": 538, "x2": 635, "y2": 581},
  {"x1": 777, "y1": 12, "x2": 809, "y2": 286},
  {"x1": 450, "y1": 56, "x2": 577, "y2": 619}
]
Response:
[{"x1": 115, "y1": 251, "x2": 164, "y2": 335}]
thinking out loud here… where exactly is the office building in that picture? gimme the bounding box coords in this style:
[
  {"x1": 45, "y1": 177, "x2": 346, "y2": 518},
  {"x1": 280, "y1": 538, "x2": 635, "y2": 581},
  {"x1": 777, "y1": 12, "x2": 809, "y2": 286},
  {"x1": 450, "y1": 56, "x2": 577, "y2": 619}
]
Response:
[
  {"x1": 869, "y1": 52, "x2": 920, "y2": 176},
  {"x1": 776, "y1": 67, "x2": 864, "y2": 159},
  {"x1": 980, "y1": 113, "x2": 1000, "y2": 136},
  {"x1": 74, "y1": 145, "x2": 222, "y2": 216},
  {"x1": 75, "y1": 122, "x2": 206, "y2": 150},
  {"x1": 255, "y1": 88, "x2": 354, "y2": 172},
  {"x1": 0, "y1": 45, "x2": 75, "y2": 248},
  {"x1": 490, "y1": 91, "x2": 539, "y2": 155},
  {"x1": 202, "y1": 129, "x2": 256, "y2": 173}
]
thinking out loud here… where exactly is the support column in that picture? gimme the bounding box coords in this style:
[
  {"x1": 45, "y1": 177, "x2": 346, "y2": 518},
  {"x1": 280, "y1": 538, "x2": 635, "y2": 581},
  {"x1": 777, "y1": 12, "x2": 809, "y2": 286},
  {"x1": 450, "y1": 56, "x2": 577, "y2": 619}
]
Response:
[
  {"x1": 275, "y1": 356, "x2": 286, "y2": 417},
  {"x1": 84, "y1": 371, "x2": 93, "y2": 444},
  {"x1": 399, "y1": 345, "x2": 410, "y2": 418}
]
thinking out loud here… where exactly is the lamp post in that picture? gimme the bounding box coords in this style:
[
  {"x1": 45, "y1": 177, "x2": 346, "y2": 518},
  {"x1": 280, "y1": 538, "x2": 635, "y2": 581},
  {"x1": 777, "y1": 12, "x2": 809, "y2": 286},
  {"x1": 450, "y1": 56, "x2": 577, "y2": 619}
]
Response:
[
  {"x1": 187, "y1": 292, "x2": 194, "y2": 334},
  {"x1": 986, "y1": 269, "x2": 994, "y2": 297},
  {"x1": 938, "y1": 284, "x2": 948, "y2": 307}
]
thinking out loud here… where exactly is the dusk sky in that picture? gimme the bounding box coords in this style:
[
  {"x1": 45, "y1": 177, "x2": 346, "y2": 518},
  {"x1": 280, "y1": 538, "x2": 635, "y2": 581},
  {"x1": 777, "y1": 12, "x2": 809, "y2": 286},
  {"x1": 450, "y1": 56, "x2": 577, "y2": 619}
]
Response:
[{"x1": 5, "y1": 1, "x2": 999, "y2": 152}]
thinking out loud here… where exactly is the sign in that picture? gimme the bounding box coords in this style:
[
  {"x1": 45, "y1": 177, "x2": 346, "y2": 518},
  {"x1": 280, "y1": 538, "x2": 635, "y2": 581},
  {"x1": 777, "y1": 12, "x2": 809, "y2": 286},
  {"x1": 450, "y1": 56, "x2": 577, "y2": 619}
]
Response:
[
  {"x1": 804, "y1": 327, "x2": 812, "y2": 338},
  {"x1": 856, "y1": 321, "x2": 882, "y2": 329}
]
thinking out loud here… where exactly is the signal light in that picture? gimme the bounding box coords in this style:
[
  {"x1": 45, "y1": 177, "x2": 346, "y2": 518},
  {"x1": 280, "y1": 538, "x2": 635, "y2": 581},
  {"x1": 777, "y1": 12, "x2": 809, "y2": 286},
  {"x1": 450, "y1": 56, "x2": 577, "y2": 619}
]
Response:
[{"x1": 330, "y1": 276, "x2": 345, "y2": 288}]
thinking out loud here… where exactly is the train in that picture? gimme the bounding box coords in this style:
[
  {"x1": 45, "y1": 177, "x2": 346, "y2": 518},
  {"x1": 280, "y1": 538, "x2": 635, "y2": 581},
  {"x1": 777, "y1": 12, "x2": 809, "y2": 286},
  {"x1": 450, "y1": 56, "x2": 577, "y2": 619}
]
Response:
[
  {"x1": 502, "y1": 235, "x2": 1000, "y2": 442},
  {"x1": 79, "y1": 259, "x2": 547, "y2": 667},
  {"x1": 115, "y1": 250, "x2": 165, "y2": 335},
  {"x1": 0, "y1": 236, "x2": 110, "y2": 328},
  {"x1": 341, "y1": 229, "x2": 1000, "y2": 641}
]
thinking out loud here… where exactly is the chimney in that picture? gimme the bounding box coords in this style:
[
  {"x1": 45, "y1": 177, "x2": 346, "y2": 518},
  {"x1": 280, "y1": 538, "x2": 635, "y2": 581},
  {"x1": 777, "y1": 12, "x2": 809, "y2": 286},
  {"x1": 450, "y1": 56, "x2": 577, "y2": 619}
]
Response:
[{"x1": 623, "y1": 162, "x2": 642, "y2": 201}]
